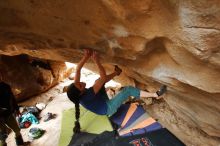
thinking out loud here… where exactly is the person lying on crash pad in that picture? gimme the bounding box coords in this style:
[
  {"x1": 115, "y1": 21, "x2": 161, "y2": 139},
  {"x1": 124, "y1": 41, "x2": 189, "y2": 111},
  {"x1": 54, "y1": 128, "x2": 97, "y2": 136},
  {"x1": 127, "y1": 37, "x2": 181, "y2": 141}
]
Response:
[{"x1": 67, "y1": 49, "x2": 167, "y2": 134}]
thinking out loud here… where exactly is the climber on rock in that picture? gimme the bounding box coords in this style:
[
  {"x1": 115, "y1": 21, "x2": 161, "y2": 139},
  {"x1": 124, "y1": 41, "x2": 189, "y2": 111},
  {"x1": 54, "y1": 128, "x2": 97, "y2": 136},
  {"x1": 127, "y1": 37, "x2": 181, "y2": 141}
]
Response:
[{"x1": 67, "y1": 49, "x2": 167, "y2": 134}]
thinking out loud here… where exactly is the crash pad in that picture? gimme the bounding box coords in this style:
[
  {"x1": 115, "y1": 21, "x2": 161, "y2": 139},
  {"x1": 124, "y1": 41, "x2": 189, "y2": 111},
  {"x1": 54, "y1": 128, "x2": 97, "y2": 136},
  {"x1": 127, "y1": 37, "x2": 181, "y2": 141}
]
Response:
[{"x1": 58, "y1": 106, "x2": 113, "y2": 146}]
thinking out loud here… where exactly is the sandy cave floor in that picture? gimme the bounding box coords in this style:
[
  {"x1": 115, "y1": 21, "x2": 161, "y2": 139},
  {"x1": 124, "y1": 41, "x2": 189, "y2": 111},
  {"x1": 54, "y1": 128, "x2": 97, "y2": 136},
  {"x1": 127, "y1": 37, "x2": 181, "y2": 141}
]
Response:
[{"x1": 7, "y1": 80, "x2": 74, "y2": 146}]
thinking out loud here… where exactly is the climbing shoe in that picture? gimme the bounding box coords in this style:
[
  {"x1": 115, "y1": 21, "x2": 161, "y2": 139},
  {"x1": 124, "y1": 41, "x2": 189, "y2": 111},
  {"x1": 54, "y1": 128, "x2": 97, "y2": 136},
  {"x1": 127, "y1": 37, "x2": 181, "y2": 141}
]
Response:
[
  {"x1": 156, "y1": 85, "x2": 167, "y2": 96},
  {"x1": 43, "y1": 112, "x2": 56, "y2": 122}
]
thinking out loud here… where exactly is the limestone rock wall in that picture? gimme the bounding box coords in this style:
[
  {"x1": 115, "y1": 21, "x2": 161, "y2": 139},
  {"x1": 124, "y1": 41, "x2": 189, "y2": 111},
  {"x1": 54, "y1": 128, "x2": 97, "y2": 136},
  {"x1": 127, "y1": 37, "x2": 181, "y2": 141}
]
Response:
[{"x1": 0, "y1": 0, "x2": 220, "y2": 145}]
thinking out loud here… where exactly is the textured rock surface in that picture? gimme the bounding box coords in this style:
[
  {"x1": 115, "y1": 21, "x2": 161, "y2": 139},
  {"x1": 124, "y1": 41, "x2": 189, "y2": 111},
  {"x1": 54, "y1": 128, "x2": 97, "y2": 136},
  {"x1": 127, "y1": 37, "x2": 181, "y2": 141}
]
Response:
[
  {"x1": 0, "y1": 55, "x2": 71, "y2": 101},
  {"x1": 0, "y1": 0, "x2": 220, "y2": 145}
]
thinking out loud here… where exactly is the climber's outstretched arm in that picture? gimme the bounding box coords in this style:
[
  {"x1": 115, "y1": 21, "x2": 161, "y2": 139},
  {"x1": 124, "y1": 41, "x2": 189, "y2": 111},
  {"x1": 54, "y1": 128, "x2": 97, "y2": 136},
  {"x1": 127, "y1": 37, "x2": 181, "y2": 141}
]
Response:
[
  {"x1": 92, "y1": 51, "x2": 107, "y2": 94},
  {"x1": 74, "y1": 49, "x2": 92, "y2": 83}
]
